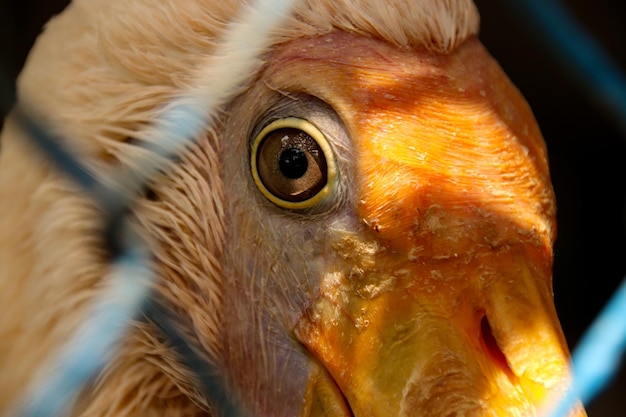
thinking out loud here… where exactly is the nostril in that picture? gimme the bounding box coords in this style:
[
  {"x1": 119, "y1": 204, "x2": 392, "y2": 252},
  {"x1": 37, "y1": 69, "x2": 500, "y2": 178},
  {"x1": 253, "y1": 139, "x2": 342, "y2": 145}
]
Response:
[{"x1": 480, "y1": 315, "x2": 513, "y2": 376}]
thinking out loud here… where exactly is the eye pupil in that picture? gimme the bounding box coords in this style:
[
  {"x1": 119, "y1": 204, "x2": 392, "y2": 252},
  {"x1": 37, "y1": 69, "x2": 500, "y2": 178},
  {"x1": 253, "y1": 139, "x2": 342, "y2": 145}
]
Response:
[{"x1": 279, "y1": 148, "x2": 309, "y2": 179}]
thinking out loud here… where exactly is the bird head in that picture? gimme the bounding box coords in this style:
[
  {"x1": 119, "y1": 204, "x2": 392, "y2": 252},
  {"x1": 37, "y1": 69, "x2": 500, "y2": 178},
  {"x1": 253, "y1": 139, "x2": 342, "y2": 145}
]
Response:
[
  {"x1": 219, "y1": 31, "x2": 582, "y2": 417},
  {"x1": 0, "y1": 1, "x2": 586, "y2": 416}
]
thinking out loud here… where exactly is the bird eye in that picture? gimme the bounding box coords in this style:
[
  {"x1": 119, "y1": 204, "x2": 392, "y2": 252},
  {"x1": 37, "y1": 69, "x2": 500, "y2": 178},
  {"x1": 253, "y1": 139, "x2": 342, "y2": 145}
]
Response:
[{"x1": 251, "y1": 117, "x2": 337, "y2": 209}]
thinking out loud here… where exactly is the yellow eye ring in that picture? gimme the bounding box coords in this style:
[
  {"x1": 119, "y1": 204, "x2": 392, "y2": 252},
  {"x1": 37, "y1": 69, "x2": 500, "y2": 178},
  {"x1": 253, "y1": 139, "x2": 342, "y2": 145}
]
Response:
[{"x1": 251, "y1": 117, "x2": 338, "y2": 210}]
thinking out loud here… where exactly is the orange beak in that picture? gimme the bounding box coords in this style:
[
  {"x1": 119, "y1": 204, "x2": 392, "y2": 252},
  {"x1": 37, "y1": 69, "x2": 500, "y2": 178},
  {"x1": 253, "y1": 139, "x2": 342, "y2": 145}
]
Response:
[
  {"x1": 265, "y1": 32, "x2": 586, "y2": 416},
  {"x1": 296, "y1": 238, "x2": 580, "y2": 416}
]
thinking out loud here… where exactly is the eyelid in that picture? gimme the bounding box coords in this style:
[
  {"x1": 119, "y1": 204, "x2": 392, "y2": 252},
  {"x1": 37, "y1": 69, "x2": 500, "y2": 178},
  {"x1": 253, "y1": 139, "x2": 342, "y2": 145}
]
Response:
[{"x1": 251, "y1": 117, "x2": 338, "y2": 210}]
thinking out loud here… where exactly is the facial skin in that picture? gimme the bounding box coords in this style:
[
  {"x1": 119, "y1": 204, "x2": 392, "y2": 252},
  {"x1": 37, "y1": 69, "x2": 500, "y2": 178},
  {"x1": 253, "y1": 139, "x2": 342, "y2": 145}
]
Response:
[{"x1": 218, "y1": 32, "x2": 585, "y2": 417}]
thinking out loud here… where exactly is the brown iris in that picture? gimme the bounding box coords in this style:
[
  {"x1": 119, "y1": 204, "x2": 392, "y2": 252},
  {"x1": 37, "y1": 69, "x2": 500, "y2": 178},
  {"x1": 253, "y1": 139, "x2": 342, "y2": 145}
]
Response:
[
  {"x1": 251, "y1": 118, "x2": 336, "y2": 209},
  {"x1": 256, "y1": 127, "x2": 327, "y2": 202}
]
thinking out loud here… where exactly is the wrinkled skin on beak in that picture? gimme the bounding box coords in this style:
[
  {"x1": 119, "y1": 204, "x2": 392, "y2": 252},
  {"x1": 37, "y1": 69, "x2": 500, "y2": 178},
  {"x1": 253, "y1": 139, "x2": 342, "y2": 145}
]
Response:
[{"x1": 221, "y1": 32, "x2": 586, "y2": 417}]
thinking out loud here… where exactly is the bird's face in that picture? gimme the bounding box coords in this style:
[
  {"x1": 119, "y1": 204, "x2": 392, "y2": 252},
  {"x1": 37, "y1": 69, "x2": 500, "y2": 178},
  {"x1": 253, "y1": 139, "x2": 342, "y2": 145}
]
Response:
[
  {"x1": 220, "y1": 32, "x2": 584, "y2": 416},
  {"x1": 0, "y1": 2, "x2": 590, "y2": 416}
]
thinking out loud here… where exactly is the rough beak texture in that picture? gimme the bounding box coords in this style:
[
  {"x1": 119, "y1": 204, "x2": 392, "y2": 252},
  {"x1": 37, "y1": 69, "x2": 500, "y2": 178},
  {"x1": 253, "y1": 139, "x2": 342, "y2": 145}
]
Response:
[
  {"x1": 262, "y1": 32, "x2": 587, "y2": 416},
  {"x1": 297, "y1": 238, "x2": 579, "y2": 416}
]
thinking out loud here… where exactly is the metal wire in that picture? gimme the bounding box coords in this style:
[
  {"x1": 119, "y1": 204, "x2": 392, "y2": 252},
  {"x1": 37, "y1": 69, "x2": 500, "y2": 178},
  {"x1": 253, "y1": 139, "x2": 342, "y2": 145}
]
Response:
[
  {"x1": 15, "y1": 235, "x2": 153, "y2": 417},
  {"x1": 547, "y1": 276, "x2": 626, "y2": 417},
  {"x1": 501, "y1": 0, "x2": 626, "y2": 414},
  {"x1": 3, "y1": 0, "x2": 296, "y2": 416},
  {"x1": 502, "y1": 0, "x2": 626, "y2": 141}
]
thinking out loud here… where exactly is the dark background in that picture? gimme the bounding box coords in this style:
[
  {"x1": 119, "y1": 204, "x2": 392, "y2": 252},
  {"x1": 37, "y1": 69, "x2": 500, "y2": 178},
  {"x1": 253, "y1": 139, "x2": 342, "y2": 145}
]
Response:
[{"x1": 1, "y1": 0, "x2": 624, "y2": 415}]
